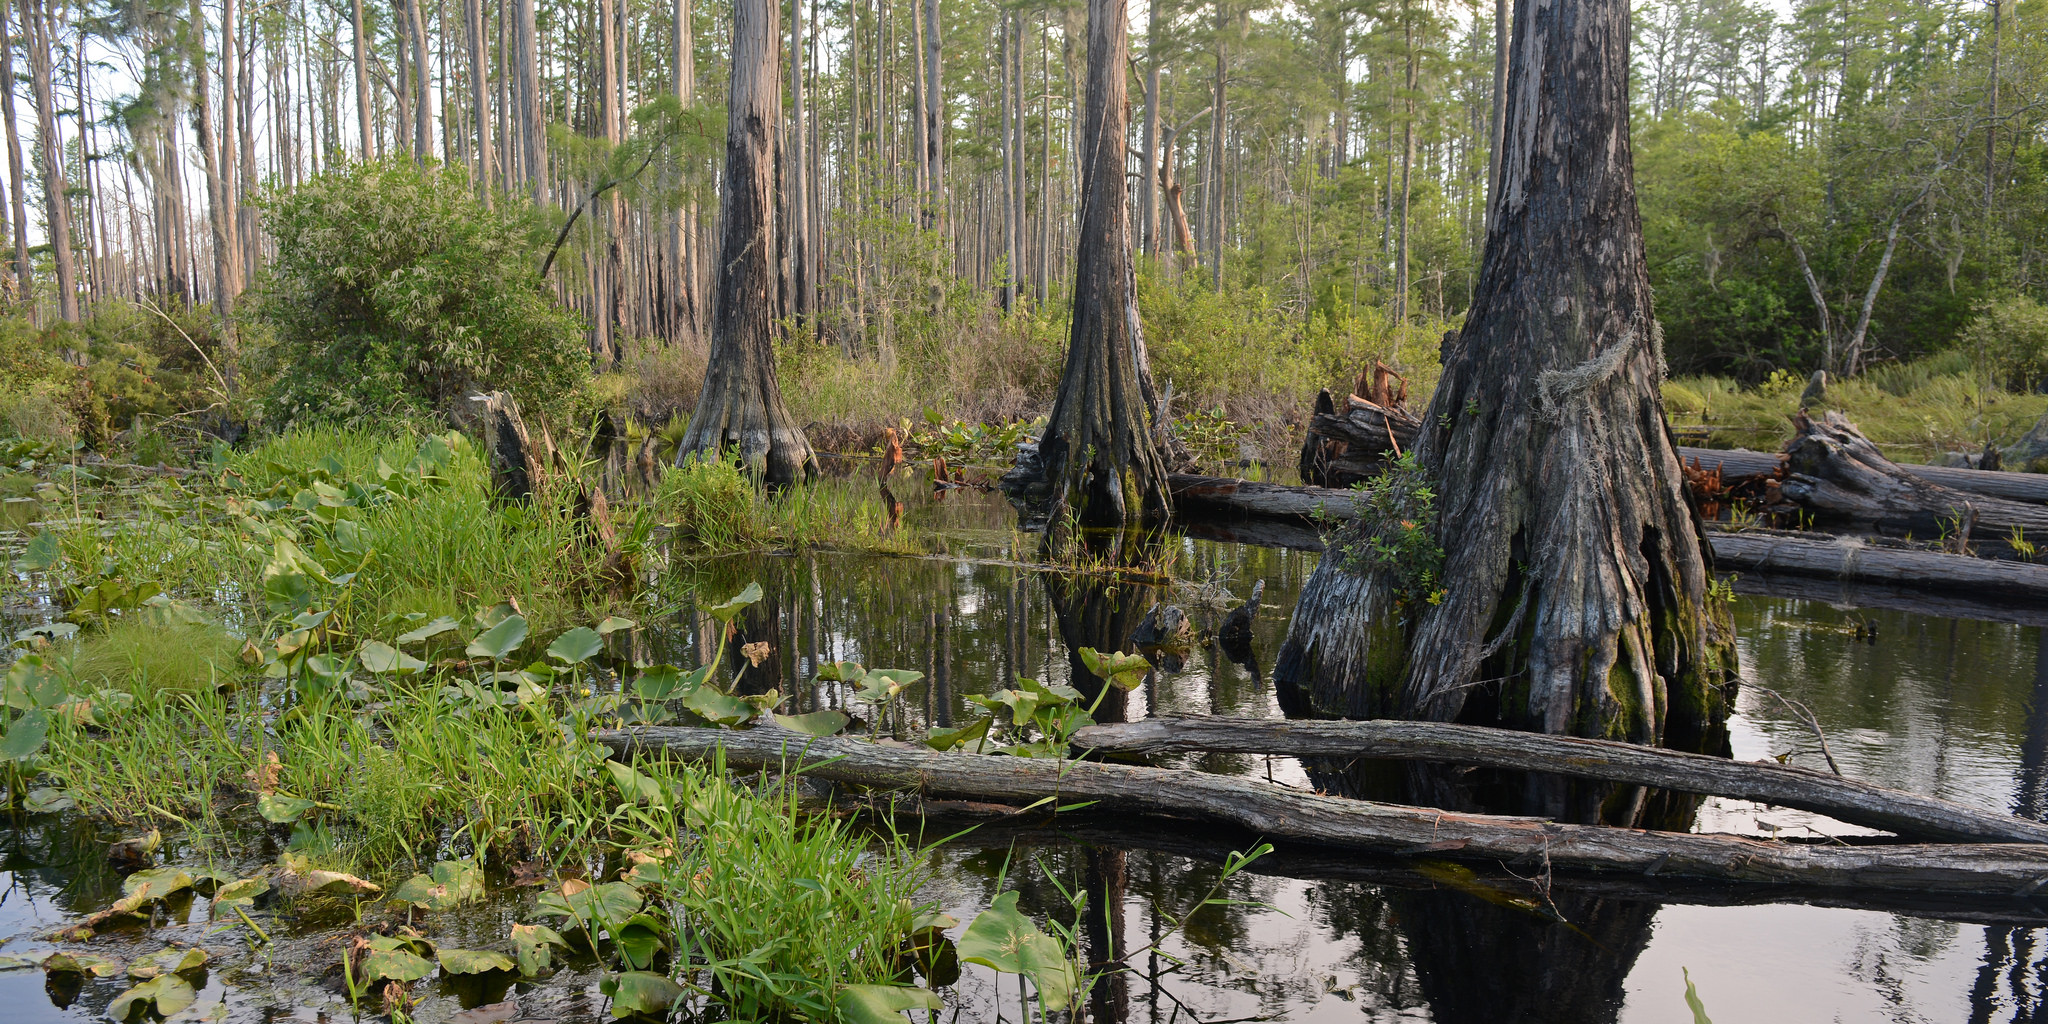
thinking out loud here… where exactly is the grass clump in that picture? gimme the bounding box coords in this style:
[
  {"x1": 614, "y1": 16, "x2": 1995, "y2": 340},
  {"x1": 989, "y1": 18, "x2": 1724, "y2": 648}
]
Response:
[
  {"x1": 66, "y1": 620, "x2": 244, "y2": 698},
  {"x1": 654, "y1": 453, "x2": 919, "y2": 556}
]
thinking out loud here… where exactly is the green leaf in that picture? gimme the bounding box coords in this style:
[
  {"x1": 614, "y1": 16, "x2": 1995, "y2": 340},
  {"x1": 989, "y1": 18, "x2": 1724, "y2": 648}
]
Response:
[
  {"x1": 23, "y1": 787, "x2": 73, "y2": 812},
  {"x1": 511, "y1": 923, "x2": 568, "y2": 976},
  {"x1": 465, "y1": 614, "x2": 529, "y2": 660},
  {"x1": 835, "y1": 984, "x2": 944, "y2": 1024},
  {"x1": 20, "y1": 531, "x2": 61, "y2": 571},
  {"x1": 773, "y1": 709, "x2": 850, "y2": 737},
  {"x1": 436, "y1": 948, "x2": 516, "y2": 975},
  {"x1": 680, "y1": 686, "x2": 754, "y2": 727},
  {"x1": 595, "y1": 616, "x2": 637, "y2": 636},
  {"x1": 42, "y1": 952, "x2": 119, "y2": 977},
  {"x1": 702, "y1": 582, "x2": 763, "y2": 624},
  {"x1": 537, "y1": 880, "x2": 644, "y2": 933},
  {"x1": 127, "y1": 947, "x2": 209, "y2": 980},
  {"x1": 117, "y1": 866, "x2": 193, "y2": 911},
  {"x1": 0, "y1": 707, "x2": 48, "y2": 761},
  {"x1": 108, "y1": 974, "x2": 195, "y2": 1020},
  {"x1": 357, "y1": 640, "x2": 427, "y2": 675},
  {"x1": 815, "y1": 660, "x2": 865, "y2": 682},
  {"x1": 395, "y1": 616, "x2": 461, "y2": 645},
  {"x1": 605, "y1": 761, "x2": 668, "y2": 808},
  {"x1": 925, "y1": 716, "x2": 993, "y2": 752},
  {"x1": 1077, "y1": 647, "x2": 1150, "y2": 690},
  {"x1": 209, "y1": 876, "x2": 270, "y2": 918},
  {"x1": 393, "y1": 859, "x2": 484, "y2": 910},
  {"x1": 956, "y1": 891, "x2": 1079, "y2": 1010},
  {"x1": 1684, "y1": 967, "x2": 1714, "y2": 1024},
  {"x1": 257, "y1": 793, "x2": 317, "y2": 824},
  {"x1": 361, "y1": 948, "x2": 435, "y2": 983},
  {"x1": 547, "y1": 627, "x2": 604, "y2": 665},
  {"x1": 853, "y1": 668, "x2": 925, "y2": 703},
  {"x1": 600, "y1": 971, "x2": 684, "y2": 1018},
  {"x1": 613, "y1": 914, "x2": 667, "y2": 970}
]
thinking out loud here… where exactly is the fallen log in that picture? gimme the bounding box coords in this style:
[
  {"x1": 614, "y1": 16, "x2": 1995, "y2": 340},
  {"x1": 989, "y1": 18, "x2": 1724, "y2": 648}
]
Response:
[
  {"x1": 1658, "y1": 452, "x2": 2048, "y2": 508},
  {"x1": 1299, "y1": 391, "x2": 1425, "y2": 487},
  {"x1": 1709, "y1": 530, "x2": 2048, "y2": 604},
  {"x1": 599, "y1": 724, "x2": 2048, "y2": 896},
  {"x1": 1778, "y1": 412, "x2": 2048, "y2": 537},
  {"x1": 1068, "y1": 716, "x2": 2048, "y2": 844},
  {"x1": 1163, "y1": 475, "x2": 2048, "y2": 604}
]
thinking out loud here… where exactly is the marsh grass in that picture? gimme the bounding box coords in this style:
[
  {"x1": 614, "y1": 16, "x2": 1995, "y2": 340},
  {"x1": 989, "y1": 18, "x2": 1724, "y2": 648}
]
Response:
[
  {"x1": 655, "y1": 454, "x2": 924, "y2": 556},
  {"x1": 66, "y1": 619, "x2": 244, "y2": 697}
]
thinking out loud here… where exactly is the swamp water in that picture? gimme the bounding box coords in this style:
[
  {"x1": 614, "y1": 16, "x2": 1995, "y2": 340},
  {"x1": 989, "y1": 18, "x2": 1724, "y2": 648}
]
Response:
[{"x1": 3, "y1": 486, "x2": 2045, "y2": 1024}]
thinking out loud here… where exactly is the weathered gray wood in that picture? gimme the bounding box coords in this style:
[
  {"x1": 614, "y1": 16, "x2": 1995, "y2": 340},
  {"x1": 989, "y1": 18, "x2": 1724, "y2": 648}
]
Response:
[
  {"x1": 1711, "y1": 530, "x2": 2048, "y2": 603},
  {"x1": 1677, "y1": 446, "x2": 2048, "y2": 506},
  {"x1": 470, "y1": 390, "x2": 539, "y2": 501},
  {"x1": 600, "y1": 724, "x2": 2048, "y2": 895},
  {"x1": 1168, "y1": 473, "x2": 1358, "y2": 520},
  {"x1": 1781, "y1": 412, "x2": 2048, "y2": 537},
  {"x1": 1069, "y1": 717, "x2": 2048, "y2": 844}
]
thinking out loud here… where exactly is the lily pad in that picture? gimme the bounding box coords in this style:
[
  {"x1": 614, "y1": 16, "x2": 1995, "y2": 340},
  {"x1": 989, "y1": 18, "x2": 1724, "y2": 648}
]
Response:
[
  {"x1": 702, "y1": 583, "x2": 763, "y2": 624},
  {"x1": 956, "y1": 890, "x2": 1078, "y2": 1010},
  {"x1": 361, "y1": 948, "x2": 435, "y2": 983},
  {"x1": 595, "y1": 617, "x2": 637, "y2": 636},
  {"x1": 679, "y1": 686, "x2": 753, "y2": 727},
  {"x1": 41, "y1": 952, "x2": 119, "y2": 977},
  {"x1": 836, "y1": 984, "x2": 943, "y2": 1024},
  {"x1": 395, "y1": 616, "x2": 461, "y2": 645},
  {"x1": 357, "y1": 640, "x2": 427, "y2": 675},
  {"x1": 108, "y1": 974, "x2": 195, "y2": 1020},
  {"x1": 546, "y1": 627, "x2": 604, "y2": 666},
  {"x1": 773, "y1": 709, "x2": 850, "y2": 737},
  {"x1": 437, "y1": 948, "x2": 516, "y2": 975},
  {"x1": 208, "y1": 876, "x2": 270, "y2": 919},
  {"x1": 599, "y1": 971, "x2": 684, "y2": 1018},
  {"x1": 257, "y1": 793, "x2": 316, "y2": 824},
  {"x1": 510, "y1": 923, "x2": 569, "y2": 976},
  {"x1": 127, "y1": 946, "x2": 210, "y2": 979},
  {"x1": 23, "y1": 787, "x2": 74, "y2": 812},
  {"x1": 390, "y1": 858, "x2": 484, "y2": 911},
  {"x1": 465, "y1": 615, "x2": 529, "y2": 661}
]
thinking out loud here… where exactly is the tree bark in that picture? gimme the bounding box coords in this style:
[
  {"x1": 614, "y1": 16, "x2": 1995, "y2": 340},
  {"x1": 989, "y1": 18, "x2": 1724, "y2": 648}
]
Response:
[
  {"x1": 1276, "y1": 0, "x2": 1736, "y2": 745},
  {"x1": 22, "y1": 0, "x2": 74, "y2": 322},
  {"x1": 1677, "y1": 445, "x2": 2048, "y2": 506},
  {"x1": 1072, "y1": 716, "x2": 2048, "y2": 843},
  {"x1": 599, "y1": 724, "x2": 2048, "y2": 896},
  {"x1": 922, "y1": 0, "x2": 943, "y2": 231},
  {"x1": 465, "y1": 0, "x2": 492, "y2": 194},
  {"x1": 677, "y1": 0, "x2": 816, "y2": 485},
  {"x1": 351, "y1": 0, "x2": 373, "y2": 158},
  {"x1": 1775, "y1": 411, "x2": 2048, "y2": 537},
  {"x1": 0, "y1": 0, "x2": 28, "y2": 304},
  {"x1": 1001, "y1": 0, "x2": 1172, "y2": 541},
  {"x1": 787, "y1": 0, "x2": 810, "y2": 326}
]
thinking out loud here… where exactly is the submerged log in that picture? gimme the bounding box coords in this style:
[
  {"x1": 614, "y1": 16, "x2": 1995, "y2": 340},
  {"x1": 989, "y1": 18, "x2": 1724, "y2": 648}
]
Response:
[
  {"x1": 600, "y1": 725, "x2": 2048, "y2": 894},
  {"x1": 1778, "y1": 412, "x2": 2048, "y2": 537},
  {"x1": 1676, "y1": 447, "x2": 2048, "y2": 506},
  {"x1": 1069, "y1": 717, "x2": 2048, "y2": 843}
]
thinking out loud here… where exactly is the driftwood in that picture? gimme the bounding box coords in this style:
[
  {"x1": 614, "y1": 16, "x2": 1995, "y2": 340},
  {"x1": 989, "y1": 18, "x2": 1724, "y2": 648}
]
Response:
[
  {"x1": 1164, "y1": 474, "x2": 2048, "y2": 603},
  {"x1": 1297, "y1": 389, "x2": 1426, "y2": 487},
  {"x1": 1710, "y1": 529, "x2": 2048, "y2": 603},
  {"x1": 600, "y1": 725, "x2": 2048, "y2": 895},
  {"x1": 470, "y1": 391, "x2": 540, "y2": 501},
  {"x1": 1068, "y1": 717, "x2": 2048, "y2": 844}
]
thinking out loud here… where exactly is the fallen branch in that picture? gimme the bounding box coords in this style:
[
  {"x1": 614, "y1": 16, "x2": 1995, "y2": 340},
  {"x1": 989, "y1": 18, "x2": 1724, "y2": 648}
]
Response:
[
  {"x1": 1068, "y1": 717, "x2": 2047, "y2": 843},
  {"x1": 599, "y1": 725, "x2": 2048, "y2": 895},
  {"x1": 1677, "y1": 446, "x2": 2048, "y2": 507}
]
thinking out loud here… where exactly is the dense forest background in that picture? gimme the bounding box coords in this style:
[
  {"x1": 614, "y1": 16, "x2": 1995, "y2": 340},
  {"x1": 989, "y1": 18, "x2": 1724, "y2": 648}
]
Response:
[{"x1": 0, "y1": 0, "x2": 2041, "y2": 452}]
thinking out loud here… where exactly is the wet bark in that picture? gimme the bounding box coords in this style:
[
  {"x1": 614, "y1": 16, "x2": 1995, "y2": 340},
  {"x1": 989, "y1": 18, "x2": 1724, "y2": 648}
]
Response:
[
  {"x1": 1000, "y1": 0, "x2": 1171, "y2": 538},
  {"x1": 1073, "y1": 716, "x2": 2048, "y2": 843},
  {"x1": 1276, "y1": 0, "x2": 1736, "y2": 743},
  {"x1": 677, "y1": 0, "x2": 816, "y2": 485},
  {"x1": 600, "y1": 724, "x2": 2048, "y2": 895},
  {"x1": 1777, "y1": 412, "x2": 2048, "y2": 537}
]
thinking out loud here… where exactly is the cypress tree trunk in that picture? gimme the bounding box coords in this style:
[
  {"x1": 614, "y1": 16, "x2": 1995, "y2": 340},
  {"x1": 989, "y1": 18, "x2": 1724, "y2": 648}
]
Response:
[
  {"x1": 678, "y1": 0, "x2": 816, "y2": 486},
  {"x1": 1001, "y1": 0, "x2": 1171, "y2": 540},
  {"x1": 1274, "y1": 0, "x2": 1736, "y2": 746},
  {"x1": 23, "y1": 0, "x2": 75, "y2": 322}
]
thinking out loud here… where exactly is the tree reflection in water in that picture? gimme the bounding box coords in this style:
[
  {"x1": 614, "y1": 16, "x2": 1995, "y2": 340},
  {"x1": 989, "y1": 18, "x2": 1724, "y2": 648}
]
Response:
[{"x1": 1969, "y1": 632, "x2": 2048, "y2": 1024}]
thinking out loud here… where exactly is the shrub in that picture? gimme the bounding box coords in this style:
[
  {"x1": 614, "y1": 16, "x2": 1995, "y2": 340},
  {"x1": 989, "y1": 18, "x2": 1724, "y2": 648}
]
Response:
[
  {"x1": 1958, "y1": 296, "x2": 2048, "y2": 394},
  {"x1": 251, "y1": 160, "x2": 590, "y2": 425}
]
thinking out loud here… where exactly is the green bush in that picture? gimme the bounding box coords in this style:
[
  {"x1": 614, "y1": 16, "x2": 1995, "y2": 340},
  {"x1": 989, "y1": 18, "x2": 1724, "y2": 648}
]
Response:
[
  {"x1": 0, "y1": 300, "x2": 226, "y2": 449},
  {"x1": 251, "y1": 160, "x2": 590, "y2": 425},
  {"x1": 1958, "y1": 296, "x2": 2048, "y2": 394}
]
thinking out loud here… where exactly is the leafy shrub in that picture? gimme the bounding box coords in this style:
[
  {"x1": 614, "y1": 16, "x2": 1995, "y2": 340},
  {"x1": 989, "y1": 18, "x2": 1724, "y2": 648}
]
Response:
[
  {"x1": 252, "y1": 160, "x2": 589, "y2": 425},
  {"x1": 0, "y1": 301, "x2": 226, "y2": 449},
  {"x1": 1324, "y1": 453, "x2": 1445, "y2": 606},
  {"x1": 1958, "y1": 296, "x2": 2048, "y2": 394}
]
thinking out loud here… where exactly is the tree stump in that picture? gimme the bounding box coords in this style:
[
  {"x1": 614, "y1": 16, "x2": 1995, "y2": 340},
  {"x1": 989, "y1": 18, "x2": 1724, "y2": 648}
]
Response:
[
  {"x1": 471, "y1": 391, "x2": 540, "y2": 502},
  {"x1": 1781, "y1": 411, "x2": 2048, "y2": 538}
]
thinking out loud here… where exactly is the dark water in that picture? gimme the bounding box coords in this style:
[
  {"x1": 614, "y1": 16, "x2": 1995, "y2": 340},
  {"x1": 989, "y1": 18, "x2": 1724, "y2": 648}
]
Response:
[{"x1": 4, "y1": 485, "x2": 2046, "y2": 1023}]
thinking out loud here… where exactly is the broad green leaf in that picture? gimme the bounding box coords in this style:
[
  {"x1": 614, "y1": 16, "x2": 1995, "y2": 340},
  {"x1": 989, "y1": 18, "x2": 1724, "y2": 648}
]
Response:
[
  {"x1": 536, "y1": 880, "x2": 644, "y2": 933},
  {"x1": 773, "y1": 709, "x2": 850, "y2": 737},
  {"x1": 815, "y1": 660, "x2": 864, "y2": 682},
  {"x1": 605, "y1": 761, "x2": 667, "y2": 808},
  {"x1": 613, "y1": 913, "x2": 667, "y2": 970},
  {"x1": 436, "y1": 948, "x2": 515, "y2": 975},
  {"x1": 127, "y1": 947, "x2": 209, "y2": 980},
  {"x1": 1077, "y1": 647, "x2": 1151, "y2": 691},
  {"x1": 465, "y1": 614, "x2": 529, "y2": 660},
  {"x1": 595, "y1": 617, "x2": 637, "y2": 636},
  {"x1": 0, "y1": 707, "x2": 47, "y2": 761},
  {"x1": 395, "y1": 616, "x2": 461, "y2": 645},
  {"x1": 853, "y1": 668, "x2": 925, "y2": 703},
  {"x1": 41, "y1": 952, "x2": 119, "y2": 977},
  {"x1": 391, "y1": 859, "x2": 483, "y2": 910},
  {"x1": 357, "y1": 640, "x2": 427, "y2": 675},
  {"x1": 209, "y1": 877, "x2": 269, "y2": 918},
  {"x1": 635, "y1": 663, "x2": 709, "y2": 701},
  {"x1": 956, "y1": 891, "x2": 1079, "y2": 1010},
  {"x1": 925, "y1": 717, "x2": 993, "y2": 752},
  {"x1": 119, "y1": 866, "x2": 194, "y2": 910},
  {"x1": 600, "y1": 971, "x2": 684, "y2": 1018},
  {"x1": 511, "y1": 923, "x2": 568, "y2": 976},
  {"x1": 702, "y1": 583, "x2": 763, "y2": 624},
  {"x1": 836, "y1": 984, "x2": 943, "y2": 1024},
  {"x1": 257, "y1": 793, "x2": 316, "y2": 824},
  {"x1": 680, "y1": 686, "x2": 753, "y2": 727},
  {"x1": 23, "y1": 787, "x2": 73, "y2": 812},
  {"x1": 2, "y1": 654, "x2": 66, "y2": 709},
  {"x1": 20, "y1": 530, "x2": 61, "y2": 571},
  {"x1": 547, "y1": 627, "x2": 604, "y2": 665},
  {"x1": 108, "y1": 974, "x2": 195, "y2": 1020},
  {"x1": 360, "y1": 948, "x2": 435, "y2": 983}
]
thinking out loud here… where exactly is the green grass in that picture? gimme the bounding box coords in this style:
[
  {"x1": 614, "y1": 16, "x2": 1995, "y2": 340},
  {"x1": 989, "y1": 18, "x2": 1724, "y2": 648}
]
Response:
[
  {"x1": 66, "y1": 619, "x2": 245, "y2": 698},
  {"x1": 1665, "y1": 352, "x2": 2048, "y2": 464},
  {"x1": 653, "y1": 453, "x2": 924, "y2": 556}
]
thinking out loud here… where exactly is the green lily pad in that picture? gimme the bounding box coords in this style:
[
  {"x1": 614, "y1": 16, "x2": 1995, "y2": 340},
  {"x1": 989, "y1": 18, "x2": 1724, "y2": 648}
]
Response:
[
  {"x1": 127, "y1": 946, "x2": 209, "y2": 979},
  {"x1": 391, "y1": 858, "x2": 484, "y2": 911},
  {"x1": 437, "y1": 948, "x2": 516, "y2": 975},
  {"x1": 108, "y1": 974, "x2": 195, "y2": 1020},
  {"x1": 257, "y1": 793, "x2": 316, "y2": 824},
  {"x1": 702, "y1": 583, "x2": 763, "y2": 624},
  {"x1": 835, "y1": 984, "x2": 943, "y2": 1024},
  {"x1": 465, "y1": 615, "x2": 529, "y2": 661},
  {"x1": 546, "y1": 627, "x2": 604, "y2": 666},
  {"x1": 600, "y1": 970, "x2": 684, "y2": 1018},
  {"x1": 41, "y1": 952, "x2": 119, "y2": 977},
  {"x1": 395, "y1": 616, "x2": 461, "y2": 645},
  {"x1": 23, "y1": 787, "x2": 74, "y2": 812},
  {"x1": 956, "y1": 890, "x2": 1078, "y2": 1010},
  {"x1": 773, "y1": 709, "x2": 850, "y2": 737},
  {"x1": 510, "y1": 923, "x2": 569, "y2": 976},
  {"x1": 361, "y1": 948, "x2": 435, "y2": 983},
  {"x1": 595, "y1": 617, "x2": 637, "y2": 636},
  {"x1": 209, "y1": 876, "x2": 270, "y2": 919},
  {"x1": 925, "y1": 716, "x2": 993, "y2": 752},
  {"x1": 680, "y1": 686, "x2": 753, "y2": 727},
  {"x1": 357, "y1": 640, "x2": 427, "y2": 675}
]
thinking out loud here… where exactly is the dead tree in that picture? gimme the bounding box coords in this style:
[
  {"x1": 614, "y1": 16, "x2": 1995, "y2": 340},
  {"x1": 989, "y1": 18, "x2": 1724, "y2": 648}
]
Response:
[
  {"x1": 1000, "y1": 0, "x2": 1172, "y2": 538},
  {"x1": 676, "y1": 0, "x2": 816, "y2": 485},
  {"x1": 1275, "y1": 0, "x2": 1736, "y2": 744}
]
